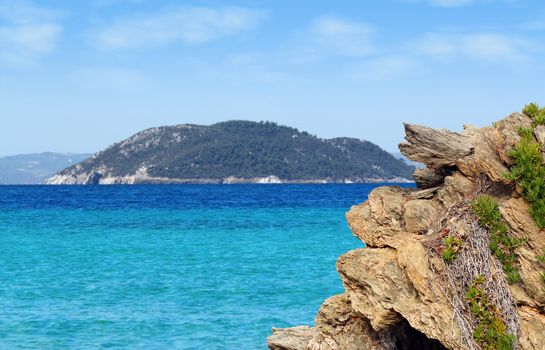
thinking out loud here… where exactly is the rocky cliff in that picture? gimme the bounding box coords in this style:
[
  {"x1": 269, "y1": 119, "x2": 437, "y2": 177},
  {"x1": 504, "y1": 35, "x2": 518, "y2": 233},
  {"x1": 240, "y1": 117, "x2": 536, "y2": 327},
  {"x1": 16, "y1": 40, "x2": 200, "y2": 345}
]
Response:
[{"x1": 268, "y1": 110, "x2": 545, "y2": 350}]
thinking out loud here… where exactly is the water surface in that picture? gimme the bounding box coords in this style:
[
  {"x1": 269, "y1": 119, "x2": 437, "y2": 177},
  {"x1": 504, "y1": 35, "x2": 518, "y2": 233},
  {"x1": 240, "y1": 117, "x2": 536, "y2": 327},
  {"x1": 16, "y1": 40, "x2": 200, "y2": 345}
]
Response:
[{"x1": 0, "y1": 184, "x2": 413, "y2": 349}]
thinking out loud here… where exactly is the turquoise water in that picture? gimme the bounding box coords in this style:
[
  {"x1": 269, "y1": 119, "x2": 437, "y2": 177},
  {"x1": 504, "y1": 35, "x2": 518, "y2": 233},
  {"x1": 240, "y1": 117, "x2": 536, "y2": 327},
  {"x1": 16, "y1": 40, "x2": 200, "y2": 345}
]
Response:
[{"x1": 0, "y1": 184, "x2": 411, "y2": 349}]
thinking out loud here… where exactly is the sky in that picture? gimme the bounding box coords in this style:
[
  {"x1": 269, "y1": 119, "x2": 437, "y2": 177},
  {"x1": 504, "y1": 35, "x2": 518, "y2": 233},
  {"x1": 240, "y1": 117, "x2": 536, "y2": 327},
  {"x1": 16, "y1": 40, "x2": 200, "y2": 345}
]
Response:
[{"x1": 2, "y1": 0, "x2": 545, "y2": 156}]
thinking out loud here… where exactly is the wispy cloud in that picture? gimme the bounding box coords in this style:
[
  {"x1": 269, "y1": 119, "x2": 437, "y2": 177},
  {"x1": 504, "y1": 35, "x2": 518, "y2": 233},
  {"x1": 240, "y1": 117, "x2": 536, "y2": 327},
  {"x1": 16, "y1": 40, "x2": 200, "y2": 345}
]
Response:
[
  {"x1": 176, "y1": 13, "x2": 537, "y2": 84},
  {"x1": 291, "y1": 15, "x2": 376, "y2": 62},
  {"x1": 413, "y1": 32, "x2": 533, "y2": 62},
  {"x1": 196, "y1": 15, "x2": 380, "y2": 82},
  {"x1": 0, "y1": 0, "x2": 63, "y2": 66},
  {"x1": 309, "y1": 16, "x2": 376, "y2": 56},
  {"x1": 92, "y1": 5, "x2": 267, "y2": 50},
  {"x1": 347, "y1": 56, "x2": 419, "y2": 81},
  {"x1": 343, "y1": 31, "x2": 533, "y2": 81}
]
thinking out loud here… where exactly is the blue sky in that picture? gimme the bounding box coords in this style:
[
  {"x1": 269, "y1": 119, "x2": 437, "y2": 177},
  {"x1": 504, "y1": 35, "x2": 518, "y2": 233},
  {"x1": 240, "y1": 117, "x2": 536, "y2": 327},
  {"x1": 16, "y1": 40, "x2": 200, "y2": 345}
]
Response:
[{"x1": 2, "y1": 0, "x2": 545, "y2": 156}]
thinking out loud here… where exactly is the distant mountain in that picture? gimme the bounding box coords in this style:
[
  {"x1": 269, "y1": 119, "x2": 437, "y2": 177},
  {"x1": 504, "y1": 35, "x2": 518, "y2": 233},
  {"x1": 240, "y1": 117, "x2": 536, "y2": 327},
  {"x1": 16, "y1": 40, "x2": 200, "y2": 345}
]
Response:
[
  {"x1": 0, "y1": 153, "x2": 91, "y2": 184},
  {"x1": 392, "y1": 152, "x2": 423, "y2": 168},
  {"x1": 46, "y1": 121, "x2": 415, "y2": 184}
]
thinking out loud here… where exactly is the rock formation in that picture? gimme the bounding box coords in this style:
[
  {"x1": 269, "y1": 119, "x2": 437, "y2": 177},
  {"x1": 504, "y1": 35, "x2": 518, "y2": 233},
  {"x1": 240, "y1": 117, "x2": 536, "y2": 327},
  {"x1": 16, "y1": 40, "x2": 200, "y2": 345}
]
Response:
[{"x1": 267, "y1": 112, "x2": 545, "y2": 350}]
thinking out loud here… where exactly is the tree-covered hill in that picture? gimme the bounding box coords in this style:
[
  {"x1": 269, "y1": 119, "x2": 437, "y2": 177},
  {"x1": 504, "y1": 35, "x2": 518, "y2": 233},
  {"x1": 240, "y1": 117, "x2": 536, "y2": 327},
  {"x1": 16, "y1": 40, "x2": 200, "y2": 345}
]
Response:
[{"x1": 46, "y1": 121, "x2": 414, "y2": 184}]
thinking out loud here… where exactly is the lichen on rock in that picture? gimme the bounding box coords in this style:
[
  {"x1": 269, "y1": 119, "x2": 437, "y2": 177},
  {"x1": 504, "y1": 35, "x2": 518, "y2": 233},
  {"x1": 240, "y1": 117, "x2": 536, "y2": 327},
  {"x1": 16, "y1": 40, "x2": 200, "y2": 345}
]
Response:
[{"x1": 267, "y1": 110, "x2": 545, "y2": 350}]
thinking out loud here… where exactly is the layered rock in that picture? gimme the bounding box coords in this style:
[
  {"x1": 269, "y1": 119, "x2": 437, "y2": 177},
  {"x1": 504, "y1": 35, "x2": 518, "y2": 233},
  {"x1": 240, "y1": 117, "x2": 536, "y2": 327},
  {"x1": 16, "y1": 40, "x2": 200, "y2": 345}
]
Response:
[{"x1": 268, "y1": 112, "x2": 545, "y2": 350}]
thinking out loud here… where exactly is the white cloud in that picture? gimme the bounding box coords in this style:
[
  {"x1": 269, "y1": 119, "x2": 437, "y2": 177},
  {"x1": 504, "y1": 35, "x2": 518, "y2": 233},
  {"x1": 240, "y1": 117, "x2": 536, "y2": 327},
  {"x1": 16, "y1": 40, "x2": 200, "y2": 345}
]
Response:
[
  {"x1": 285, "y1": 15, "x2": 377, "y2": 64},
  {"x1": 0, "y1": 0, "x2": 63, "y2": 66},
  {"x1": 414, "y1": 32, "x2": 532, "y2": 62},
  {"x1": 0, "y1": 23, "x2": 60, "y2": 53},
  {"x1": 92, "y1": 6, "x2": 267, "y2": 50},
  {"x1": 305, "y1": 15, "x2": 376, "y2": 57},
  {"x1": 348, "y1": 56, "x2": 418, "y2": 81}
]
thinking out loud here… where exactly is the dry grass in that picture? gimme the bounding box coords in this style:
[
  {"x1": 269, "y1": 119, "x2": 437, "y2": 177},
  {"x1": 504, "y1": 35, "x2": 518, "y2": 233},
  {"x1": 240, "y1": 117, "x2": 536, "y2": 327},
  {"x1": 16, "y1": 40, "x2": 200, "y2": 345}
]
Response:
[{"x1": 424, "y1": 200, "x2": 520, "y2": 349}]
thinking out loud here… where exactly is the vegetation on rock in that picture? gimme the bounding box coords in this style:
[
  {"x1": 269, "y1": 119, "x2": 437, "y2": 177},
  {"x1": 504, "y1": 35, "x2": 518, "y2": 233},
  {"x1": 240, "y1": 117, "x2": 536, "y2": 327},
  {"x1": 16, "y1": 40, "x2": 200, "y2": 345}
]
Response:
[
  {"x1": 506, "y1": 104, "x2": 545, "y2": 228},
  {"x1": 522, "y1": 102, "x2": 545, "y2": 126},
  {"x1": 442, "y1": 235, "x2": 463, "y2": 263},
  {"x1": 466, "y1": 275, "x2": 515, "y2": 350},
  {"x1": 471, "y1": 195, "x2": 524, "y2": 284},
  {"x1": 506, "y1": 103, "x2": 545, "y2": 288}
]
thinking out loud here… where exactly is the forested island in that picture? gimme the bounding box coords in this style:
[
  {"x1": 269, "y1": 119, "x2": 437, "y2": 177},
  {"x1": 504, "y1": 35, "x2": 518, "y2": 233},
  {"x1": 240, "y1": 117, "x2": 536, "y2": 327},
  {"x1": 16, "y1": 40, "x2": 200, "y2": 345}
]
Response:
[{"x1": 46, "y1": 120, "x2": 414, "y2": 184}]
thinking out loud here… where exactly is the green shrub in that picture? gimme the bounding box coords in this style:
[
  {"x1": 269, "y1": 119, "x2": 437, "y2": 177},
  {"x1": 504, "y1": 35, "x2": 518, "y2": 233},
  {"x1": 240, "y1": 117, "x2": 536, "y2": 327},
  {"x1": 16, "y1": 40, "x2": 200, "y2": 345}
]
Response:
[
  {"x1": 442, "y1": 248, "x2": 456, "y2": 263},
  {"x1": 472, "y1": 195, "x2": 502, "y2": 228},
  {"x1": 504, "y1": 127, "x2": 545, "y2": 229},
  {"x1": 510, "y1": 104, "x2": 545, "y2": 289},
  {"x1": 442, "y1": 235, "x2": 463, "y2": 263},
  {"x1": 472, "y1": 195, "x2": 524, "y2": 284},
  {"x1": 523, "y1": 102, "x2": 540, "y2": 119},
  {"x1": 504, "y1": 269, "x2": 521, "y2": 285},
  {"x1": 466, "y1": 276, "x2": 515, "y2": 350},
  {"x1": 535, "y1": 111, "x2": 545, "y2": 126},
  {"x1": 515, "y1": 126, "x2": 534, "y2": 140},
  {"x1": 522, "y1": 102, "x2": 545, "y2": 126}
]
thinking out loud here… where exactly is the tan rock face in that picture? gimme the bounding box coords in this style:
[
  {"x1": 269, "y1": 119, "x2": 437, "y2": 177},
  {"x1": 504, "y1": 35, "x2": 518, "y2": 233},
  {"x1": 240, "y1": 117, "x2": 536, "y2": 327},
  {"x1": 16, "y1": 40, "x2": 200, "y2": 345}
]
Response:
[
  {"x1": 268, "y1": 326, "x2": 316, "y2": 350},
  {"x1": 519, "y1": 306, "x2": 545, "y2": 350},
  {"x1": 399, "y1": 124, "x2": 472, "y2": 169},
  {"x1": 404, "y1": 199, "x2": 440, "y2": 233},
  {"x1": 307, "y1": 294, "x2": 397, "y2": 350},
  {"x1": 345, "y1": 186, "x2": 409, "y2": 248},
  {"x1": 267, "y1": 112, "x2": 545, "y2": 350},
  {"x1": 501, "y1": 198, "x2": 545, "y2": 307},
  {"x1": 437, "y1": 172, "x2": 474, "y2": 208}
]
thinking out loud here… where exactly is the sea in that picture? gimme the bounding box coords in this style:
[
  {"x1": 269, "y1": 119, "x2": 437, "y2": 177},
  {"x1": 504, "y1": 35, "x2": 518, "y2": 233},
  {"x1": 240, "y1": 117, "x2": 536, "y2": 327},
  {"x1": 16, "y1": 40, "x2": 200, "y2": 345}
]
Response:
[{"x1": 0, "y1": 184, "x2": 413, "y2": 349}]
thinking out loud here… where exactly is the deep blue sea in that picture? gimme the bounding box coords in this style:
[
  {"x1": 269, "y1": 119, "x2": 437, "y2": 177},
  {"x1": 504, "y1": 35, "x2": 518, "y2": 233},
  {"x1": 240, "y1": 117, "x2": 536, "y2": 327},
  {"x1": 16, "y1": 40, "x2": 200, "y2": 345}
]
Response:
[{"x1": 0, "y1": 184, "x2": 412, "y2": 349}]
